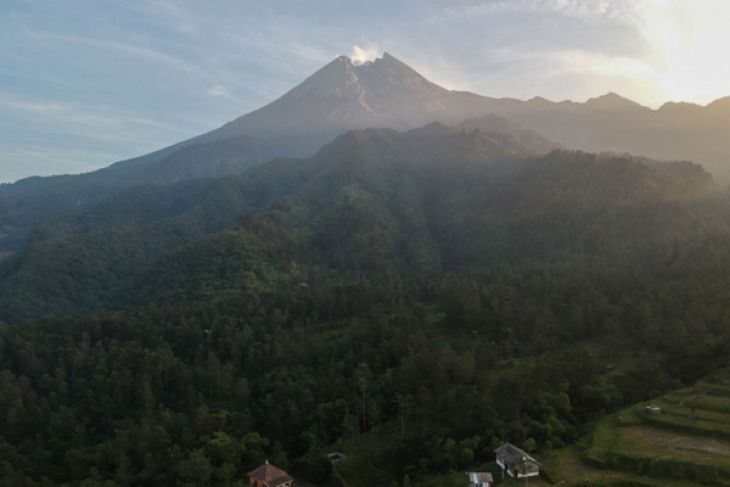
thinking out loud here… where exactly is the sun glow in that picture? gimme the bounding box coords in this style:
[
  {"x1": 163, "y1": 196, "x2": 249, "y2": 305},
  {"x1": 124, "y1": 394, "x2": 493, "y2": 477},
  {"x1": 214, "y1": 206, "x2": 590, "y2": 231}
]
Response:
[{"x1": 638, "y1": 0, "x2": 730, "y2": 104}]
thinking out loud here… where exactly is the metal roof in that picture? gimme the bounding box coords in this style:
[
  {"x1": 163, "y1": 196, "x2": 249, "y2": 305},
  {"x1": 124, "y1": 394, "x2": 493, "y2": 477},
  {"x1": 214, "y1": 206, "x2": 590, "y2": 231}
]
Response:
[{"x1": 494, "y1": 443, "x2": 540, "y2": 466}]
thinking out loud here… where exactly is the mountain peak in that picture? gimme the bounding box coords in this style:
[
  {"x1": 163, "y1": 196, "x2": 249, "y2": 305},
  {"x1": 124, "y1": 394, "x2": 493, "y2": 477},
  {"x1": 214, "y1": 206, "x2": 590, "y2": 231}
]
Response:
[
  {"x1": 342, "y1": 50, "x2": 401, "y2": 66},
  {"x1": 705, "y1": 96, "x2": 730, "y2": 112},
  {"x1": 379, "y1": 51, "x2": 401, "y2": 64},
  {"x1": 341, "y1": 51, "x2": 420, "y2": 76},
  {"x1": 657, "y1": 100, "x2": 703, "y2": 113},
  {"x1": 220, "y1": 52, "x2": 457, "y2": 138},
  {"x1": 584, "y1": 92, "x2": 643, "y2": 111},
  {"x1": 334, "y1": 54, "x2": 352, "y2": 64}
]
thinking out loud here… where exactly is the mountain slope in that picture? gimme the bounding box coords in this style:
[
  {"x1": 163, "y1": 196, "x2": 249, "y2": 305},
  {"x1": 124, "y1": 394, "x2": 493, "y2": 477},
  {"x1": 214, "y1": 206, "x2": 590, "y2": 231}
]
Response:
[
  {"x1": 0, "y1": 121, "x2": 548, "y2": 320},
  {"x1": 501, "y1": 93, "x2": 730, "y2": 181},
  {"x1": 3, "y1": 52, "x2": 730, "y2": 258},
  {"x1": 0, "y1": 121, "x2": 715, "y2": 322},
  {"x1": 215, "y1": 53, "x2": 499, "y2": 138},
  {"x1": 4, "y1": 120, "x2": 730, "y2": 487}
]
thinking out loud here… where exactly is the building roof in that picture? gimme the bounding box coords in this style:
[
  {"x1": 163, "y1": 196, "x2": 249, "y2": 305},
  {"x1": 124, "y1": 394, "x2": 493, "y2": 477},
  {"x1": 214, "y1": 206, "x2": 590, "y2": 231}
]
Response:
[
  {"x1": 495, "y1": 443, "x2": 540, "y2": 466},
  {"x1": 468, "y1": 471, "x2": 494, "y2": 482},
  {"x1": 247, "y1": 461, "x2": 293, "y2": 486}
]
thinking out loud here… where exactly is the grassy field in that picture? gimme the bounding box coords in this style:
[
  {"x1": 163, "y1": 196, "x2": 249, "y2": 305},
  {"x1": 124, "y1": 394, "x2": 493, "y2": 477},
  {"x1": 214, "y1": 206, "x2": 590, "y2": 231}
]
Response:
[{"x1": 543, "y1": 367, "x2": 730, "y2": 487}]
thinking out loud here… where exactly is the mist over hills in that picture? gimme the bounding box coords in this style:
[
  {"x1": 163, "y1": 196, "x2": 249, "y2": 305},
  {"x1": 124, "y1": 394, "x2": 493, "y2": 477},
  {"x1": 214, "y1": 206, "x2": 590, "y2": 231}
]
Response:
[
  {"x1": 0, "y1": 120, "x2": 556, "y2": 320},
  {"x1": 1, "y1": 50, "x2": 727, "y2": 325},
  {"x1": 2, "y1": 52, "x2": 730, "y2": 260},
  {"x1": 0, "y1": 118, "x2": 715, "y2": 322},
  {"x1": 7, "y1": 50, "x2": 730, "y2": 487}
]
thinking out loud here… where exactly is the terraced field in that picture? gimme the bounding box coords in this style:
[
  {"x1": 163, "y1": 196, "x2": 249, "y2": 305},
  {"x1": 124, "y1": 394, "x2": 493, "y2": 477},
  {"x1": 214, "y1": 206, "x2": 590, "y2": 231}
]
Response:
[{"x1": 545, "y1": 368, "x2": 730, "y2": 486}]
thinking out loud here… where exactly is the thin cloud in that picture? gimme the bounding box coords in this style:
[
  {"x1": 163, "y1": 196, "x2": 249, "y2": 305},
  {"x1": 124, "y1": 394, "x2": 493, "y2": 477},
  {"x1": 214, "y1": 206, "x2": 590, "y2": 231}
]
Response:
[
  {"x1": 25, "y1": 30, "x2": 205, "y2": 76},
  {"x1": 206, "y1": 84, "x2": 229, "y2": 97},
  {"x1": 0, "y1": 92, "x2": 194, "y2": 145},
  {"x1": 205, "y1": 84, "x2": 249, "y2": 105},
  {"x1": 439, "y1": 0, "x2": 641, "y2": 25}
]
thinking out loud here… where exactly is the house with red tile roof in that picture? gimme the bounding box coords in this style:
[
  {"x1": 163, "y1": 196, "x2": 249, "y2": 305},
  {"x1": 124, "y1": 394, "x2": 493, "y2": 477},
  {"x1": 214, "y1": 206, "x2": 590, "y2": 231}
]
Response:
[{"x1": 247, "y1": 460, "x2": 294, "y2": 487}]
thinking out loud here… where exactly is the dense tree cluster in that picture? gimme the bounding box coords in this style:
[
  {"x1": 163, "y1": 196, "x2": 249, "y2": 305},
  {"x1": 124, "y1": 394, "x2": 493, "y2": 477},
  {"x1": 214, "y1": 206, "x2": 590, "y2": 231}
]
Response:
[
  {"x1": 3, "y1": 250, "x2": 730, "y2": 485},
  {"x1": 1, "y1": 132, "x2": 729, "y2": 485}
]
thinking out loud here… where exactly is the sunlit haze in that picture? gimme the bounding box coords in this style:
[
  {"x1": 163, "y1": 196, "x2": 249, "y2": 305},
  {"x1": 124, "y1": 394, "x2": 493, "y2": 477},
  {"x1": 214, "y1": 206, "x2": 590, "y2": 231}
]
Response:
[
  {"x1": 635, "y1": 0, "x2": 730, "y2": 104},
  {"x1": 1, "y1": 0, "x2": 730, "y2": 182},
  {"x1": 7, "y1": 3, "x2": 730, "y2": 486}
]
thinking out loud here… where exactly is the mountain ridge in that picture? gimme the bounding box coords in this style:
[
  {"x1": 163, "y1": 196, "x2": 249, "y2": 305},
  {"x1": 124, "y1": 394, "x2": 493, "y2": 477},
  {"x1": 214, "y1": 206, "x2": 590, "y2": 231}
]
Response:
[
  {"x1": 0, "y1": 119, "x2": 712, "y2": 322},
  {"x1": 4, "y1": 52, "x2": 730, "y2": 188},
  {"x1": 2, "y1": 52, "x2": 730, "y2": 258},
  {"x1": 5, "y1": 52, "x2": 730, "y2": 185}
]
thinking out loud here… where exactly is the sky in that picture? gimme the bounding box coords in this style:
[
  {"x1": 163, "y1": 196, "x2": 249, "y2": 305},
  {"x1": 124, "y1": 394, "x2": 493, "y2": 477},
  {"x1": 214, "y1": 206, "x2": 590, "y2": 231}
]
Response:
[{"x1": 2, "y1": 0, "x2": 730, "y2": 183}]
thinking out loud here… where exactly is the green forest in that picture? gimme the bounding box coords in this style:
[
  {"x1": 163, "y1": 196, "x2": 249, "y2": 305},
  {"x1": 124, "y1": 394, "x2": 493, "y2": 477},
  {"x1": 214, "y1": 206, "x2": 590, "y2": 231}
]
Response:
[{"x1": 2, "y1": 125, "x2": 730, "y2": 485}]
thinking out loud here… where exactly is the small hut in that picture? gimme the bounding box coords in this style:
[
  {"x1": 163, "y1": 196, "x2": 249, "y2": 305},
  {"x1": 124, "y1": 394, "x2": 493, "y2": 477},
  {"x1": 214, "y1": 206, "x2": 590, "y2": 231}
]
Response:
[
  {"x1": 466, "y1": 471, "x2": 493, "y2": 487},
  {"x1": 495, "y1": 443, "x2": 540, "y2": 479},
  {"x1": 645, "y1": 405, "x2": 662, "y2": 415},
  {"x1": 247, "y1": 460, "x2": 294, "y2": 487},
  {"x1": 327, "y1": 452, "x2": 347, "y2": 463}
]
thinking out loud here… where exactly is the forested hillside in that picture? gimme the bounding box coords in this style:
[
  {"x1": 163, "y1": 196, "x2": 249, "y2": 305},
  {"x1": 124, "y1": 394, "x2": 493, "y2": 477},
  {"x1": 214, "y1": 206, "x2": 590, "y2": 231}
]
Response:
[
  {"x1": 2, "y1": 118, "x2": 730, "y2": 485},
  {"x1": 0, "y1": 121, "x2": 560, "y2": 320}
]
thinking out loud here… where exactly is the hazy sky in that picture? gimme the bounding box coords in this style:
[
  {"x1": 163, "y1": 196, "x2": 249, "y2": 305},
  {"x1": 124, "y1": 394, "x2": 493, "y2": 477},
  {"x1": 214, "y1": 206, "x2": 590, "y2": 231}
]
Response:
[{"x1": 2, "y1": 0, "x2": 730, "y2": 183}]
